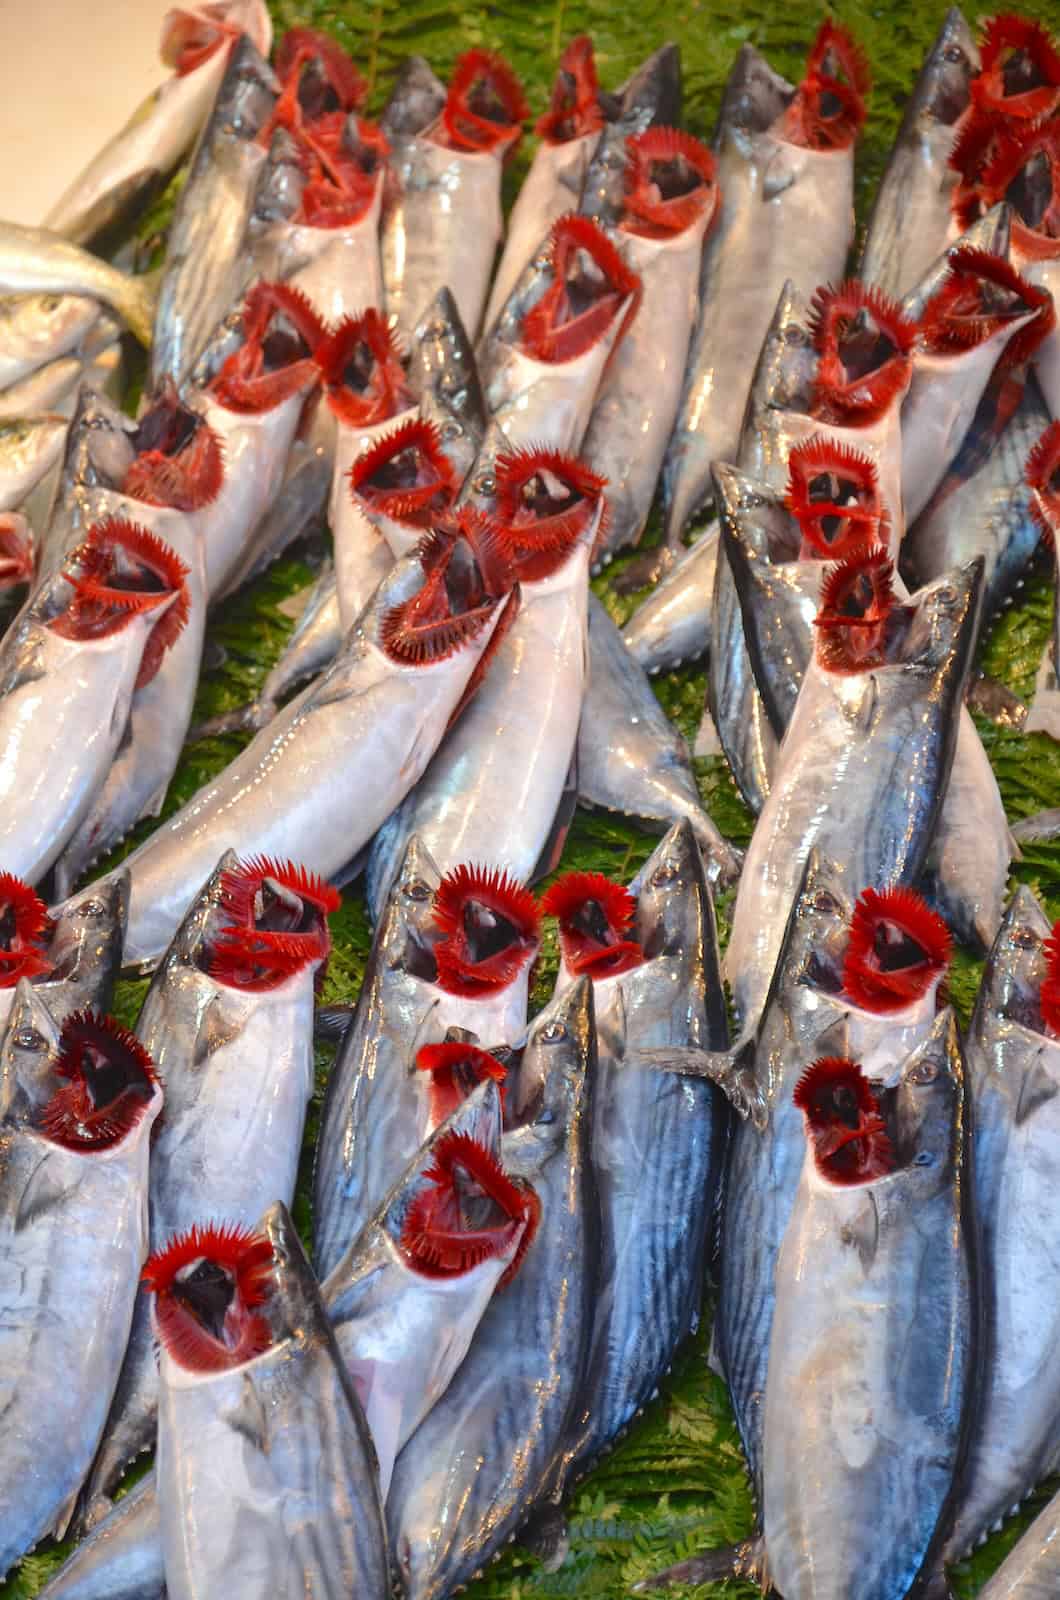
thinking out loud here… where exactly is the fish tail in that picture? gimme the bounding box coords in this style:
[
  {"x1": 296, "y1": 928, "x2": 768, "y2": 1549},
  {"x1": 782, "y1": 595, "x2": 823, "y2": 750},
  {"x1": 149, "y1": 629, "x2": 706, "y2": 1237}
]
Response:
[{"x1": 118, "y1": 267, "x2": 161, "y2": 349}]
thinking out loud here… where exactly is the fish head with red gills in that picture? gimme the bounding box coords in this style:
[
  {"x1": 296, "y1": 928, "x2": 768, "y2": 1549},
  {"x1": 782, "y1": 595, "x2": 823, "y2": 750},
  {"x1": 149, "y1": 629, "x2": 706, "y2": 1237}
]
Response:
[
  {"x1": 1028, "y1": 419, "x2": 1060, "y2": 540},
  {"x1": 348, "y1": 415, "x2": 459, "y2": 551},
  {"x1": 777, "y1": 19, "x2": 871, "y2": 152},
  {"x1": 809, "y1": 279, "x2": 917, "y2": 425},
  {"x1": 786, "y1": 436, "x2": 888, "y2": 561},
  {"x1": 841, "y1": 887, "x2": 952, "y2": 1017},
  {"x1": 537, "y1": 36, "x2": 603, "y2": 144},
  {"x1": 207, "y1": 281, "x2": 326, "y2": 415},
  {"x1": 488, "y1": 443, "x2": 608, "y2": 575},
  {"x1": 917, "y1": 245, "x2": 1055, "y2": 370},
  {"x1": 970, "y1": 14, "x2": 1060, "y2": 122},
  {"x1": 431, "y1": 49, "x2": 528, "y2": 158},
  {"x1": 519, "y1": 213, "x2": 642, "y2": 365},
  {"x1": 321, "y1": 309, "x2": 412, "y2": 429},
  {"x1": 620, "y1": 126, "x2": 718, "y2": 240},
  {"x1": 122, "y1": 380, "x2": 225, "y2": 512}
]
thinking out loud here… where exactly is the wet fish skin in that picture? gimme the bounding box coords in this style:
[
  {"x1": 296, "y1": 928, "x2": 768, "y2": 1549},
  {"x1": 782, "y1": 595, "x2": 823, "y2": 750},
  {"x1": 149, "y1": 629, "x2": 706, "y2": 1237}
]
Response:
[
  {"x1": 858, "y1": 8, "x2": 979, "y2": 299},
  {"x1": 0, "y1": 293, "x2": 99, "y2": 391},
  {"x1": 0, "y1": 356, "x2": 84, "y2": 422},
  {"x1": 0, "y1": 414, "x2": 69, "y2": 513},
  {"x1": 577, "y1": 109, "x2": 652, "y2": 230},
  {"x1": 612, "y1": 43, "x2": 682, "y2": 127},
  {"x1": 621, "y1": 523, "x2": 717, "y2": 675},
  {"x1": 0, "y1": 223, "x2": 154, "y2": 348},
  {"x1": 38, "y1": 1475, "x2": 163, "y2": 1600},
  {"x1": 974, "y1": 1484, "x2": 1060, "y2": 1599},
  {"x1": 408, "y1": 287, "x2": 487, "y2": 486},
  {"x1": 22, "y1": 871, "x2": 130, "y2": 1031},
  {"x1": 157, "y1": 1201, "x2": 388, "y2": 1600},
  {"x1": 763, "y1": 1011, "x2": 975, "y2": 1600},
  {"x1": 380, "y1": 56, "x2": 447, "y2": 141},
  {"x1": 579, "y1": 596, "x2": 741, "y2": 885},
  {"x1": 0, "y1": 981, "x2": 162, "y2": 1581},
  {"x1": 388, "y1": 979, "x2": 598, "y2": 1600}
]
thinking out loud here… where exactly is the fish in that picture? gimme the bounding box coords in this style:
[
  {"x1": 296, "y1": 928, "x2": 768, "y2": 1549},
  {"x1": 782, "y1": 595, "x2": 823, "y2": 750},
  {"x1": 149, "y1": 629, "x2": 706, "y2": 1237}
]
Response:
[
  {"x1": 44, "y1": 2, "x2": 273, "y2": 250},
  {"x1": 0, "y1": 987, "x2": 162, "y2": 1580},
  {"x1": 0, "y1": 293, "x2": 100, "y2": 391},
  {"x1": 387, "y1": 978, "x2": 598, "y2": 1600},
  {"x1": 0, "y1": 871, "x2": 128, "y2": 1034},
  {"x1": 0, "y1": 517, "x2": 188, "y2": 886},
  {"x1": 858, "y1": 8, "x2": 979, "y2": 298},
  {"x1": 148, "y1": 35, "x2": 278, "y2": 389},
  {"x1": 762, "y1": 1017, "x2": 975, "y2": 1600},
  {"x1": 313, "y1": 838, "x2": 539, "y2": 1280},
  {"x1": 585, "y1": 128, "x2": 719, "y2": 563},
  {"x1": 0, "y1": 223, "x2": 155, "y2": 349},
  {"x1": 382, "y1": 50, "x2": 527, "y2": 344},
  {"x1": 540, "y1": 822, "x2": 728, "y2": 1498},
  {"x1": 724, "y1": 545, "x2": 981, "y2": 1031},
  {"x1": 409, "y1": 285, "x2": 488, "y2": 483},
  {"x1": 482, "y1": 38, "x2": 605, "y2": 338},
  {"x1": 973, "y1": 1483, "x2": 1060, "y2": 1599},
  {"x1": 366, "y1": 449, "x2": 600, "y2": 915},
  {"x1": 37, "y1": 1473, "x2": 163, "y2": 1600},
  {"x1": 79, "y1": 854, "x2": 336, "y2": 1524},
  {"x1": 0, "y1": 415, "x2": 69, "y2": 513},
  {"x1": 578, "y1": 596, "x2": 741, "y2": 885},
  {"x1": 379, "y1": 55, "x2": 446, "y2": 142},
  {"x1": 81, "y1": 531, "x2": 509, "y2": 968},
  {"x1": 0, "y1": 357, "x2": 86, "y2": 424},
  {"x1": 620, "y1": 523, "x2": 717, "y2": 673},
  {"x1": 151, "y1": 1202, "x2": 388, "y2": 1599},
  {"x1": 627, "y1": 22, "x2": 868, "y2": 588},
  {"x1": 1025, "y1": 420, "x2": 1060, "y2": 737}
]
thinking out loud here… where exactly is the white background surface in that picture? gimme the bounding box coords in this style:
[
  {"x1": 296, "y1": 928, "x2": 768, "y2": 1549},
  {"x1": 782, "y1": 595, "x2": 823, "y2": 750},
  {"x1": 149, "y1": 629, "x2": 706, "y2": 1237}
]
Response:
[{"x1": 0, "y1": 0, "x2": 174, "y2": 226}]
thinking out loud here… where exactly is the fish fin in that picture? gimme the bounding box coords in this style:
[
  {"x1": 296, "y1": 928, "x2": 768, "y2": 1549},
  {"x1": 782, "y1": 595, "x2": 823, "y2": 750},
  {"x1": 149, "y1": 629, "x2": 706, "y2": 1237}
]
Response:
[
  {"x1": 51, "y1": 1480, "x2": 84, "y2": 1543},
  {"x1": 694, "y1": 704, "x2": 722, "y2": 758},
  {"x1": 68, "y1": 171, "x2": 163, "y2": 252},
  {"x1": 840, "y1": 1191, "x2": 880, "y2": 1272},
  {"x1": 119, "y1": 267, "x2": 160, "y2": 350},
  {"x1": 193, "y1": 993, "x2": 245, "y2": 1063},
  {"x1": 15, "y1": 1153, "x2": 77, "y2": 1231},
  {"x1": 529, "y1": 753, "x2": 579, "y2": 883},
  {"x1": 190, "y1": 698, "x2": 275, "y2": 741},
  {"x1": 632, "y1": 1536, "x2": 766, "y2": 1591},
  {"x1": 631, "y1": 1044, "x2": 764, "y2": 1122},
  {"x1": 1016, "y1": 1054, "x2": 1059, "y2": 1124},
  {"x1": 222, "y1": 1373, "x2": 271, "y2": 1454},
  {"x1": 518, "y1": 1504, "x2": 570, "y2": 1572},
  {"x1": 613, "y1": 543, "x2": 677, "y2": 595},
  {"x1": 1011, "y1": 806, "x2": 1060, "y2": 844},
  {"x1": 277, "y1": 581, "x2": 316, "y2": 621},
  {"x1": 315, "y1": 1004, "x2": 355, "y2": 1042}
]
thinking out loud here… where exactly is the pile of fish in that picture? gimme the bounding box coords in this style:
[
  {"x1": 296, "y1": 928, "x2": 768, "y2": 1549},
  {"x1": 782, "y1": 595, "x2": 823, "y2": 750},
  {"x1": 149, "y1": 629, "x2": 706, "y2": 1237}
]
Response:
[{"x1": 2, "y1": 4, "x2": 1060, "y2": 1598}]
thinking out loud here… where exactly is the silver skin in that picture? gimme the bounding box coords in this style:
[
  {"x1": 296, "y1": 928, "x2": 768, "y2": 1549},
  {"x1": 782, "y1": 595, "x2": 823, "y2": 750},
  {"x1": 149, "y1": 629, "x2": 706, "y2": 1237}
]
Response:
[
  {"x1": 313, "y1": 835, "x2": 532, "y2": 1281},
  {"x1": 621, "y1": 522, "x2": 717, "y2": 674},
  {"x1": 974, "y1": 1486, "x2": 1060, "y2": 1600},
  {"x1": 725, "y1": 559, "x2": 983, "y2": 1031},
  {"x1": 367, "y1": 519, "x2": 592, "y2": 917},
  {"x1": 156, "y1": 1201, "x2": 388, "y2": 1600},
  {"x1": 0, "y1": 981, "x2": 162, "y2": 1581},
  {"x1": 388, "y1": 979, "x2": 598, "y2": 1600},
  {"x1": 5, "y1": 872, "x2": 130, "y2": 1034},
  {"x1": 0, "y1": 223, "x2": 154, "y2": 348},
  {"x1": 81, "y1": 548, "x2": 503, "y2": 968},
  {"x1": 0, "y1": 293, "x2": 100, "y2": 390},
  {"x1": 380, "y1": 56, "x2": 447, "y2": 142},
  {"x1": 0, "y1": 415, "x2": 69, "y2": 513},
  {"x1": 149, "y1": 37, "x2": 278, "y2": 390},
  {"x1": 941, "y1": 887, "x2": 1060, "y2": 1562},
  {"x1": 577, "y1": 108, "x2": 653, "y2": 230},
  {"x1": 545, "y1": 821, "x2": 728, "y2": 1495},
  {"x1": 79, "y1": 852, "x2": 320, "y2": 1522},
  {"x1": 330, "y1": 406, "x2": 420, "y2": 632},
  {"x1": 38, "y1": 1474, "x2": 163, "y2": 1600},
  {"x1": 43, "y1": 2, "x2": 272, "y2": 249},
  {"x1": 858, "y1": 8, "x2": 979, "y2": 299},
  {"x1": 763, "y1": 1011, "x2": 975, "y2": 1600},
  {"x1": 579, "y1": 596, "x2": 741, "y2": 885}
]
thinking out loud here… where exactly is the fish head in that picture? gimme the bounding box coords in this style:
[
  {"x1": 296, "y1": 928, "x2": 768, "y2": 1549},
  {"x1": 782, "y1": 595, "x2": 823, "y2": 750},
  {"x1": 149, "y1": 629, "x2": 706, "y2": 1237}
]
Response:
[
  {"x1": 60, "y1": 385, "x2": 136, "y2": 493},
  {"x1": 809, "y1": 280, "x2": 917, "y2": 427},
  {"x1": 349, "y1": 415, "x2": 459, "y2": 534},
  {"x1": 31, "y1": 1009, "x2": 161, "y2": 1154},
  {"x1": 0, "y1": 873, "x2": 54, "y2": 991},
  {"x1": 613, "y1": 42, "x2": 682, "y2": 128},
  {"x1": 840, "y1": 888, "x2": 951, "y2": 1016},
  {"x1": 43, "y1": 870, "x2": 129, "y2": 1003},
  {"x1": 889, "y1": 1008, "x2": 964, "y2": 1182},
  {"x1": 432, "y1": 50, "x2": 527, "y2": 159},
  {"x1": 252, "y1": 126, "x2": 309, "y2": 225},
  {"x1": 518, "y1": 214, "x2": 642, "y2": 365},
  {"x1": 794, "y1": 1052, "x2": 894, "y2": 1187},
  {"x1": 158, "y1": 850, "x2": 241, "y2": 982},
  {"x1": 209, "y1": 281, "x2": 325, "y2": 414},
  {"x1": 375, "y1": 835, "x2": 445, "y2": 983},
  {"x1": 409, "y1": 289, "x2": 487, "y2": 483},
  {"x1": 146, "y1": 1216, "x2": 285, "y2": 1378},
  {"x1": 123, "y1": 380, "x2": 224, "y2": 511},
  {"x1": 916, "y1": 245, "x2": 1053, "y2": 370},
  {"x1": 0, "y1": 979, "x2": 61, "y2": 1124},
  {"x1": 714, "y1": 462, "x2": 802, "y2": 566},
  {"x1": 373, "y1": 525, "x2": 510, "y2": 668},
  {"x1": 541, "y1": 869, "x2": 644, "y2": 981},
  {"x1": 979, "y1": 883, "x2": 1054, "y2": 1034},
  {"x1": 900, "y1": 204, "x2": 1013, "y2": 322},
  {"x1": 320, "y1": 309, "x2": 412, "y2": 430},
  {"x1": 916, "y1": 7, "x2": 979, "y2": 125},
  {"x1": 537, "y1": 36, "x2": 603, "y2": 143},
  {"x1": 631, "y1": 819, "x2": 712, "y2": 964},
  {"x1": 415, "y1": 1036, "x2": 509, "y2": 1128},
  {"x1": 204, "y1": 856, "x2": 340, "y2": 992},
  {"x1": 161, "y1": 1, "x2": 272, "y2": 76},
  {"x1": 212, "y1": 33, "x2": 279, "y2": 138},
  {"x1": 713, "y1": 43, "x2": 793, "y2": 140},
  {"x1": 970, "y1": 15, "x2": 1060, "y2": 123},
  {"x1": 579, "y1": 109, "x2": 653, "y2": 228},
  {"x1": 899, "y1": 557, "x2": 984, "y2": 674},
  {"x1": 746, "y1": 280, "x2": 817, "y2": 428},
  {"x1": 380, "y1": 55, "x2": 447, "y2": 139},
  {"x1": 508, "y1": 976, "x2": 595, "y2": 1147},
  {"x1": 781, "y1": 848, "x2": 853, "y2": 1000}
]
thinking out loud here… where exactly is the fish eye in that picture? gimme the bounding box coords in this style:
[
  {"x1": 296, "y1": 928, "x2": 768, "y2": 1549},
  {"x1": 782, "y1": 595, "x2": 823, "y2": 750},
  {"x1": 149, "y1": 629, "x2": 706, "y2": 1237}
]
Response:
[
  {"x1": 77, "y1": 898, "x2": 105, "y2": 918},
  {"x1": 909, "y1": 1058, "x2": 938, "y2": 1085},
  {"x1": 541, "y1": 1021, "x2": 568, "y2": 1044},
  {"x1": 913, "y1": 1150, "x2": 934, "y2": 1166},
  {"x1": 651, "y1": 860, "x2": 678, "y2": 885},
  {"x1": 934, "y1": 584, "x2": 957, "y2": 608},
  {"x1": 441, "y1": 420, "x2": 460, "y2": 440},
  {"x1": 477, "y1": 472, "x2": 496, "y2": 496},
  {"x1": 810, "y1": 889, "x2": 842, "y2": 914},
  {"x1": 14, "y1": 1026, "x2": 45, "y2": 1050},
  {"x1": 404, "y1": 878, "x2": 432, "y2": 902},
  {"x1": 1009, "y1": 926, "x2": 1037, "y2": 949}
]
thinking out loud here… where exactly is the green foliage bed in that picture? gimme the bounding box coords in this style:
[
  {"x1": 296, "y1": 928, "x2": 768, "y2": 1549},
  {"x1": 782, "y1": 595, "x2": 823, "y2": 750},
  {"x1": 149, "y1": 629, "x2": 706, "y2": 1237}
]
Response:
[{"x1": 6, "y1": 3, "x2": 1060, "y2": 1595}]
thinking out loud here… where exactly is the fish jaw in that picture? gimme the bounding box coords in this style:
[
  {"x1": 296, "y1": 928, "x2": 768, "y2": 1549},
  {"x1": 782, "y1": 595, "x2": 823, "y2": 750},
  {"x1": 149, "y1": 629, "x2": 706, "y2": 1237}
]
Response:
[
  {"x1": 330, "y1": 405, "x2": 418, "y2": 630},
  {"x1": 281, "y1": 171, "x2": 385, "y2": 326}
]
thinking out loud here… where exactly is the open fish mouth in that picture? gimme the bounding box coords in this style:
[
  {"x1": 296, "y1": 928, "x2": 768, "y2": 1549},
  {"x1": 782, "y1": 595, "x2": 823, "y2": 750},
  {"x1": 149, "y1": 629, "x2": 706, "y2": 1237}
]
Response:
[
  {"x1": 487, "y1": 444, "x2": 608, "y2": 576},
  {"x1": 777, "y1": 19, "x2": 871, "y2": 151},
  {"x1": 519, "y1": 214, "x2": 642, "y2": 364},
  {"x1": 918, "y1": 246, "x2": 1055, "y2": 367},
  {"x1": 204, "y1": 855, "x2": 340, "y2": 991},
  {"x1": 144, "y1": 1223, "x2": 277, "y2": 1373},
  {"x1": 321, "y1": 309, "x2": 411, "y2": 427},
  {"x1": 841, "y1": 886, "x2": 952, "y2": 1012},
  {"x1": 969, "y1": 14, "x2": 1060, "y2": 122},
  {"x1": 429, "y1": 862, "x2": 541, "y2": 995},
  {"x1": 397, "y1": 1128, "x2": 537, "y2": 1287},
  {"x1": 434, "y1": 49, "x2": 528, "y2": 155},
  {"x1": 1028, "y1": 420, "x2": 1060, "y2": 538},
  {"x1": 160, "y1": 4, "x2": 247, "y2": 77},
  {"x1": 541, "y1": 869, "x2": 645, "y2": 979},
  {"x1": 954, "y1": 115, "x2": 1060, "y2": 260},
  {"x1": 620, "y1": 127, "x2": 718, "y2": 238},
  {"x1": 0, "y1": 872, "x2": 52, "y2": 985},
  {"x1": 349, "y1": 415, "x2": 458, "y2": 528},
  {"x1": 535, "y1": 36, "x2": 602, "y2": 144},
  {"x1": 812, "y1": 544, "x2": 896, "y2": 672},
  {"x1": 786, "y1": 437, "x2": 887, "y2": 560},
  {"x1": 794, "y1": 1055, "x2": 894, "y2": 1185},
  {"x1": 208, "y1": 282, "x2": 326, "y2": 414},
  {"x1": 378, "y1": 527, "x2": 508, "y2": 666},
  {"x1": 39, "y1": 1009, "x2": 159, "y2": 1152},
  {"x1": 415, "y1": 1040, "x2": 508, "y2": 1125},
  {"x1": 122, "y1": 380, "x2": 224, "y2": 511},
  {"x1": 809, "y1": 279, "x2": 917, "y2": 423}
]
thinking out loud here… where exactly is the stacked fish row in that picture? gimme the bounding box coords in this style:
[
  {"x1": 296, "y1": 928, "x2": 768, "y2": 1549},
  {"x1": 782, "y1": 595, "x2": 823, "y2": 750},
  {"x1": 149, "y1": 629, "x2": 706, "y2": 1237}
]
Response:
[{"x1": 0, "y1": 5, "x2": 1059, "y2": 1600}]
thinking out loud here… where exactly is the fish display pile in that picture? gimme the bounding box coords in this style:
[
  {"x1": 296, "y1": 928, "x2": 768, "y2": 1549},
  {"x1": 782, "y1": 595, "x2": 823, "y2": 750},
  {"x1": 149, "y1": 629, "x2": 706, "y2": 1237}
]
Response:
[{"x1": 4, "y1": 5, "x2": 1060, "y2": 1600}]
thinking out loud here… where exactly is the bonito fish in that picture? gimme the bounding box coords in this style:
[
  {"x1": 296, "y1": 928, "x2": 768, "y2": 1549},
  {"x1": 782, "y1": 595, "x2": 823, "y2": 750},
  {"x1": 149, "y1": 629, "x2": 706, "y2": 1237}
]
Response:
[{"x1": 0, "y1": 223, "x2": 155, "y2": 348}]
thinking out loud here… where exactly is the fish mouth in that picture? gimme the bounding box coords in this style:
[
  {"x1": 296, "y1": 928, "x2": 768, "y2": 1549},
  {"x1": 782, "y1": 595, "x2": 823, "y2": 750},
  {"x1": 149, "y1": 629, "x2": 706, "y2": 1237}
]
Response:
[
  {"x1": 50, "y1": 517, "x2": 191, "y2": 688},
  {"x1": 970, "y1": 15, "x2": 1060, "y2": 123},
  {"x1": 955, "y1": 117, "x2": 1060, "y2": 260},
  {"x1": 38, "y1": 1010, "x2": 158, "y2": 1152},
  {"x1": 778, "y1": 19, "x2": 871, "y2": 151},
  {"x1": 841, "y1": 887, "x2": 952, "y2": 1013},
  {"x1": 809, "y1": 280, "x2": 917, "y2": 424},
  {"x1": 293, "y1": 112, "x2": 389, "y2": 229},
  {"x1": 428, "y1": 864, "x2": 541, "y2": 997},
  {"x1": 1040, "y1": 921, "x2": 1060, "y2": 1036},
  {"x1": 536, "y1": 36, "x2": 602, "y2": 144},
  {"x1": 349, "y1": 416, "x2": 457, "y2": 527},
  {"x1": 519, "y1": 214, "x2": 642, "y2": 365},
  {"x1": 203, "y1": 856, "x2": 339, "y2": 992},
  {"x1": 1028, "y1": 421, "x2": 1060, "y2": 541},
  {"x1": 435, "y1": 48, "x2": 528, "y2": 155},
  {"x1": 0, "y1": 513, "x2": 34, "y2": 591},
  {"x1": 122, "y1": 380, "x2": 224, "y2": 512},
  {"x1": 621, "y1": 127, "x2": 718, "y2": 238},
  {"x1": 321, "y1": 309, "x2": 411, "y2": 427},
  {"x1": 813, "y1": 545, "x2": 896, "y2": 673},
  {"x1": 272, "y1": 27, "x2": 365, "y2": 127},
  {"x1": 541, "y1": 870, "x2": 645, "y2": 980},
  {"x1": 488, "y1": 444, "x2": 608, "y2": 578},
  {"x1": 378, "y1": 526, "x2": 504, "y2": 666},
  {"x1": 0, "y1": 872, "x2": 52, "y2": 986},
  {"x1": 785, "y1": 437, "x2": 886, "y2": 561},
  {"x1": 794, "y1": 1056, "x2": 894, "y2": 1186},
  {"x1": 398, "y1": 1130, "x2": 538, "y2": 1287},
  {"x1": 160, "y1": 5, "x2": 242, "y2": 77},
  {"x1": 144, "y1": 1223, "x2": 276, "y2": 1374},
  {"x1": 209, "y1": 282, "x2": 325, "y2": 415},
  {"x1": 918, "y1": 246, "x2": 1055, "y2": 368},
  {"x1": 416, "y1": 1041, "x2": 508, "y2": 1126}
]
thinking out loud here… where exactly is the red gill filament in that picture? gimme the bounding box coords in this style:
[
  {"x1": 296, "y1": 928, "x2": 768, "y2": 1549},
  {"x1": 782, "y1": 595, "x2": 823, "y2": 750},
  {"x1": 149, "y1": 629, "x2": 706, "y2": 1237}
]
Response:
[
  {"x1": 0, "y1": 872, "x2": 52, "y2": 987},
  {"x1": 778, "y1": 20, "x2": 871, "y2": 151},
  {"x1": 785, "y1": 438, "x2": 886, "y2": 561},
  {"x1": 621, "y1": 127, "x2": 718, "y2": 240},
  {"x1": 349, "y1": 416, "x2": 457, "y2": 527},
  {"x1": 0, "y1": 513, "x2": 34, "y2": 590},
  {"x1": 536, "y1": 36, "x2": 602, "y2": 143},
  {"x1": 1028, "y1": 420, "x2": 1060, "y2": 541},
  {"x1": 1041, "y1": 922, "x2": 1060, "y2": 1036},
  {"x1": 379, "y1": 528, "x2": 501, "y2": 667},
  {"x1": 842, "y1": 887, "x2": 952, "y2": 1013},
  {"x1": 398, "y1": 1131, "x2": 540, "y2": 1288},
  {"x1": 160, "y1": 5, "x2": 239, "y2": 77},
  {"x1": 272, "y1": 28, "x2": 365, "y2": 132},
  {"x1": 207, "y1": 856, "x2": 340, "y2": 991},
  {"x1": 814, "y1": 545, "x2": 896, "y2": 674},
  {"x1": 519, "y1": 213, "x2": 643, "y2": 365},
  {"x1": 416, "y1": 1040, "x2": 508, "y2": 1126},
  {"x1": 793, "y1": 1056, "x2": 894, "y2": 1186},
  {"x1": 39, "y1": 1010, "x2": 159, "y2": 1153},
  {"x1": 490, "y1": 444, "x2": 608, "y2": 579},
  {"x1": 293, "y1": 113, "x2": 389, "y2": 229},
  {"x1": 144, "y1": 1223, "x2": 276, "y2": 1374},
  {"x1": 431, "y1": 863, "x2": 541, "y2": 996},
  {"x1": 540, "y1": 870, "x2": 645, "y2": 979},
  {"x1": 919, "y1": 246, "x2": 1056, "y2": 369},
  {"x1": 971, "y1": 14, "x2": 1060, "y2": 121},
  {"x1": 981, "y1": 118, "x2": 1060, "y2": 261},
  {"x1": 122, "y1": 381, "x2": 224, "y2": 511},
  {"x1": 321, "y1": 310, "x2": 411, "y2": 428},
  {"x1": 209, "y1": 282, "x2": 325, "y2": 414},
  {"x1": 810, "y1": 280, "x2": 917, "y2": 424},
  {"x1": 435, "y1": 49, "x2": 528, "y2": 156}
]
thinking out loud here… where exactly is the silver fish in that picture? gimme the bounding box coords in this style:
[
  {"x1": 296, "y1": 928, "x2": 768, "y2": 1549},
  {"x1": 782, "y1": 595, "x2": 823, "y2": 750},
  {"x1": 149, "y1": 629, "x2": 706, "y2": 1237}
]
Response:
[
  {"x1": 0, "y1": 293, "x2": 100, "y2": 391},
  {"x1": 0, "y1": 872, "x2": 129, "y2": 1035},
  {"x1": 0, "y1": 223, "x2": 155, "y2": 348},
  {"x1": 763, "y1": 1013, "x2": 975, "y2": 1600},
  {"x1": 0, "y1": 356, "x2": 84, "y2": 422},
  {"x1": 388, "y1": 979, "x2": 597, "y2": 1600},
  {"x1": 578, "y1": 596, "x2": 741, "y2": 885},
  {"x1": 149, "y1": 36, "x2": 278, "y2": 389},
  {"x1": 858, "y1": 9, "x2": 979, "y2": 298},
  {"x1": 154, "y1": 1201, "x2": 388, "y2": 1600},
  {"x1": 38, "y1": 1473, "x2": 162, "y2": 1600},
  {"x1": 621, "y1": 523, "x2": 717, "y2": 674},
  {"x1": 0, "y1": 415, "x2": 68, "y2": 513},
  {"x1": 0, "y1": 983, "x2": 162, "y2": 1580},
  {"x1": 973, "y1": 1485, "x2": 1060, "y2": 1599}
]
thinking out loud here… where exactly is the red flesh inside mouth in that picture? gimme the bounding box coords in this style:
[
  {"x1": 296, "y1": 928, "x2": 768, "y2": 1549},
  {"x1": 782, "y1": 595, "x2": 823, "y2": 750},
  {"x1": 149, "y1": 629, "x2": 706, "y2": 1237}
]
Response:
[
  {"x1": 320, "y1": 310, "x2": 411, "y2": 428},
  {"x1": 349, "y1": 416, "x2": 457, "y2": 528},
  {"x1": 919, "y1": 247, "x2": 1056, "y2": 369},
  {"x1": 291, "y1": 112, "x2": 389, "y2": 229},
  {"x1": 433, "y1": 48, "x2": 528, "y2": 157},
  {"x1": 536, "y1": 35, "x2": 602, "y2": 143},
  {"x1": 540, "y1": 870, "x2": 644, "y2": 979},
  {"x1": 621, "y1": 127, "x2": 718, "y2": 240},
  {"x1": 39, "y1": 1010, "x2": 158, "y2": 1153},
  {"x1": 379, "y1": 527, "x2": 503, "y2": 667},
  {"x1": 1041, "y1": 921, "x2": 1060, "y2": 1035},
  {"x1": 209, "y1": 282, "x2": 325, "y2": 415},
  {"x1": 813, "y1": 545, "x2": 895, "y2": 674},
  {"x1": 793, "y1": 1056, "x2": 894, "y2": 1186},
  {"x1": 0, "y1": 513, "x2": 34, "y2": 589},
  {"x1": 779, "y1": 19, "x2": 871, "y2": 152},
  {"x1": 842, "y1": 887, "x2": 952, "y2": 1013},
  {"x1": 123, "y1": 380, "x2": 224, "y2": 511},
  {"x1": 810, "y1": 279, "x2": 916, "y2": 425},
  {"x1": 271, "y1": 27, "x2": 365, "y2": 133},
  {"x1": 160, "y1": 5, "x2": 239, "y2": 77},
  {"x1": 971, "y1": 14, "x2": 1060, "y2": 122},
  {"x1": 430, "y1": 863, "x2": 541, "y2": 997},
  {"x1": 949, "y1": 108, "x2": 1009, "y2": 224},
  {"x1": 399, "y1": 1130, "x2": 539, "y2": 1288},
  {"x1": 955, "y1": 117, "x2": 1060, "y2": 260},
  {"x1": 785, "y1": 438, "x2": 887, "y2": 561},
  {"x1": 416, "y1": 1040, "x2": 508, "y2": 1125},
  {"x1": 489, "y1": 444, "x2": 608, "y2": 579},
  {"x1": 0, "y1": 873, "x2": 52, "y2": 987},
  {"x1": 1028, "y1": 421, "x2": 1060, "y2": 541},
  {"x1": 144, "y1": 1223, "x2": 276, "y2": 1374},
  {"x1": 207, "y1": 856, "x2": 340, "y2": 992},
  {"x1": 519, "y1": 213, "x2": 643, "y2": 364},
  {"x1": 50, "y1": 517, "x2": 191, "y2": 689}
]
